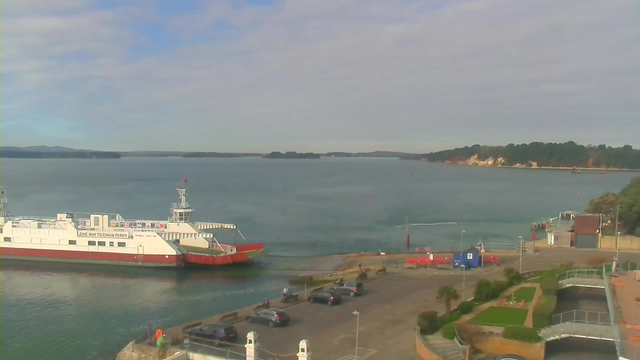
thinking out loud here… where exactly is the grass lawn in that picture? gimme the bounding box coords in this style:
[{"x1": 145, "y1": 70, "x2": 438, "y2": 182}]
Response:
[
  {"x1": 524, "y1": 277, "x2": 541, "y2": 283},
  {"x1": 470, "y1": 307, "x2": 528, "y2": 326},
  {"x1": 510, "y1": 287, "x2": 536, "y2": 302}
]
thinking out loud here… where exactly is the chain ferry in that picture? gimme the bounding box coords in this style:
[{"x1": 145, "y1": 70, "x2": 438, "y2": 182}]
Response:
[{"x1": 0, "y1": 185, "x2": 264, "y2": 267}]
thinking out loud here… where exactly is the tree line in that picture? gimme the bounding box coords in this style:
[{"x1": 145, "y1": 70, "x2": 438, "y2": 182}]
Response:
[
  {"x1": 404, "y1": 142, "x2": 640, "y2": 169},
  {"x1": 586, "y1": 176, "x2": 640, "y2": 236}
]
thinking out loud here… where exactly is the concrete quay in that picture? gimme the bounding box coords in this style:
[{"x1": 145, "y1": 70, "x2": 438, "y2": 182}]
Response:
[{"x1": 121, "y1": 247, "x2": 640, "y2": 360}]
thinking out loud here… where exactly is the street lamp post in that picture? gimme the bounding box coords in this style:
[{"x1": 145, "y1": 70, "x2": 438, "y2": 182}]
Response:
[
  {"x1": 518, "y1": 236, "x2": 523, "y2": 273},
  {"x1": 614, "y1": 204, "x2": 620, "y2": 262},
  {"x1": 461, "y1": 264, "x2": 466, "y2": 300},
  {"x1": 353, "y1": 311, "x2": 360, "y2": 359}
]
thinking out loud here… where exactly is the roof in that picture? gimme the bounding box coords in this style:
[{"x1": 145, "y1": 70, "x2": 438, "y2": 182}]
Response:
[
  {"x1": 573, "y1": 214, "x2": 600, "y2": 234},
  {"x1": 451, "y1": 246, "x2": 480, "y2": 255}
]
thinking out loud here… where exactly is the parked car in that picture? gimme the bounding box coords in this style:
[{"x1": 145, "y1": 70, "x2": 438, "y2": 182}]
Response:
[
  {"x1": 308, "y1": 290, "x2": 342, "y2": 305},
  {"x1": 246, "y1": 308, "x2": 290, "y2": 327},
  {"x1": 330, "y1": 281, "x2": 364, "y2": 297},
  {"x1": 187, "y1": 323, "x2": 238, "y2": 343}
]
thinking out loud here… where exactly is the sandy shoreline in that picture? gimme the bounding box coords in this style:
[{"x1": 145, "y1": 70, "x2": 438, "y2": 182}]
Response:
[{"x1": 420, "y1": 161, "x2": 640, "y2": 172}]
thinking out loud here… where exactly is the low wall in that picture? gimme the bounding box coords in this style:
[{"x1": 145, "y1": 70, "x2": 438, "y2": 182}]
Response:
[
  {"x1": 471, "y1": 336, "x2": 544, "y2": 360},
  {"x1": 415, "y1": 333, "x2": 442, "y2": 360},
  {"x1": 599, "y1": 236, "x2": 640, "y2": 250}
]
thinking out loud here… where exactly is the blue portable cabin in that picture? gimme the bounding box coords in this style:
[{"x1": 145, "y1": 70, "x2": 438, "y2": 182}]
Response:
[{"x1": 452, "y1": 247, "x2": 481, "y2": 269}]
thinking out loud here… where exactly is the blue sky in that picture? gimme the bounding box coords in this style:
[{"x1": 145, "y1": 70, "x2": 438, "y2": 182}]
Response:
[{"x1": 1, "y1": 0, "x2": 640, "y2": 152}]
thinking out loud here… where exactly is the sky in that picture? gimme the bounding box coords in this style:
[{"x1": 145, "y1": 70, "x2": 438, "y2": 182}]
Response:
[{"x1": 1, "y1": 0, "x2": 640, "y2": 153}]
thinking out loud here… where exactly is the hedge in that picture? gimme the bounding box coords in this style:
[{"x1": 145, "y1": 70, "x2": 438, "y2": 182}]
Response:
[
  {"x1": 532, "y1": 295, "x2": 557, "y2": 328},
  {"x1": 442, "y1": 323, "x2": 456, "y2": 340},
  {"x1": 417, "y1": 311, "x2": 441, "y2": 335},
  {"x1": 503, "y1": 326, "x2": 541, "y2": 343},
  {"x1": 540, "y1": 275, "x2": 559, "y2": 296},
  {"x1": 443, "y1": 311, "x2": 461, "y2": 324},
  {"x1": 457, "y1": 300, "x2": 474, "y2": 315}
]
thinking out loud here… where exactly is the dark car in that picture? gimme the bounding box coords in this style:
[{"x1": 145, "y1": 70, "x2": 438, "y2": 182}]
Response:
[
  {"x1": 331, "y1": 281, "x2": 364, "y2": 297},
  {"x1": 308, "y1": 290, "x2": 342, "y2": 305},
  {"x1": 187, "y1": 323, "x2": 238, "y2": 343},
  {"x1": 246, "y1": 308, "x2": 290, "y2": 327}
]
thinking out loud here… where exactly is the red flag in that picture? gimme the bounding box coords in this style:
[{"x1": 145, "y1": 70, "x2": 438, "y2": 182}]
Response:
[{"x1": 406, "y1": 233, "x2": 411, "y2": 249}]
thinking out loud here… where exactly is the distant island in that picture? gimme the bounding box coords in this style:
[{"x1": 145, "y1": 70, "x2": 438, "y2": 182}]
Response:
[
  {"x1": 183, "y1": 152, "x2": 263, "y2": 158},
  {"x1": 263, "y1": 151, "x2": 321, "y2": 159},
  {"x1": 0, "y1": 146, "x2": 120, "y2": 159},
  {"x1": 324, "y1": 151, "x2": 412, "y2": 158},
  {"x1": 402, "y1": 142, "x2": 640, "y2": 170}
]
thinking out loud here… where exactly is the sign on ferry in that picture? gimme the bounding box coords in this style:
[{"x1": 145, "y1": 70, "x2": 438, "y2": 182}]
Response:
[{"x1": 78, "y1": 231, "x2": 129, "y2": 239}]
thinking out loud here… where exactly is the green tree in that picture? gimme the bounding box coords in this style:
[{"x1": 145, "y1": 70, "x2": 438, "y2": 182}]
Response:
[
  {"x1": 474, "y1": 280, "x2": 494, "y2": 302},
  {"x1": 586, "y1": 176, "x2": 640, "y2": 235},
  {"x1": 503, "y1": 267, "x2": 523, "y2": 286},
  {"x1": 436, "y1": 285, "x2": 460, "y2": 315}
]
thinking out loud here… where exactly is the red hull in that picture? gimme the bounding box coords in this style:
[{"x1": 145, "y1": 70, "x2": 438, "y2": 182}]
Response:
[{"x1": 0, "y1": 247, "x2": 184, "y2": 267}]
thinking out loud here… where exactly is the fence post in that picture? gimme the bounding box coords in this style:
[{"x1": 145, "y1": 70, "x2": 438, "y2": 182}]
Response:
[
  {"x1": 245, "y1": 331, "x2": 258, "y2": 360},
  {"x1": 298, "y1": 339, "x2": 311, "y2": 360}
]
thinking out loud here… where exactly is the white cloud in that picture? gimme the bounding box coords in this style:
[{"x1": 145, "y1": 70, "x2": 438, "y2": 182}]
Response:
[{"x1": 1, "y1": 0, "x2": 639, "y2": 151}]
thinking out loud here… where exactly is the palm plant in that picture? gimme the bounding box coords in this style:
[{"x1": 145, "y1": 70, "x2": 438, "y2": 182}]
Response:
[{"x1": 436, "y1": 285, "x2": 460, "y2": 315}]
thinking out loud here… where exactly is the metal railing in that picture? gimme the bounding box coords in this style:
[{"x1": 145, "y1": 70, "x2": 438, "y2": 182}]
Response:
[
  {"x1": 541, "y1": 321, "x2": 614, "y2": 341},
  {"x1": 185, "y1": 339, "x2": 258, "y2": 360},
  {"x1": 551, "y1": 310, "x2": 610, "y2": 326},
  {"x1": 557, "y1": 268, "x2": 603, "y2": 281}
]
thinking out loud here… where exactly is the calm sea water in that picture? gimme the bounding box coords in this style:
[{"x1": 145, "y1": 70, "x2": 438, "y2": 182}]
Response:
[{"x1": 0, "y1": 157, "x2": 636, "y2": 359}]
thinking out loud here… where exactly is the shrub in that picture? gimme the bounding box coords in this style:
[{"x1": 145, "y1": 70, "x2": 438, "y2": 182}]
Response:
[
  {"x1": 540, "y1": 275, "x2": 559, "y2": 295},
  {"x1": 635, "y1": 227, "x2": 640, "y2": 237},
  {"x1": 490, "y1": 280, "x2": 508, "y2": 298},
  {"x1": 532, "y1": 295, "x2": 557, "y2": 328},
  {"x1": 503, "y1": 267, "x2": 524, "y2": 286},
  {"x1": 474, "y1": 280, "x2": 494, "y2": 302},
  {"x1": 417, "y1": 311, "x2": 441, "y2": 335},
  {"x1": 443, "y1": 311, "x2": 461, "y2": 324},
  {"x1": 442, "y1": 323, "x2": 456, "y2": 340},
  {"x1": 503, "y1": 326, "x2": 541, "y2": 343},
  {"x1": 457, "y1": 300, "x2": 474, "y2": 315}
]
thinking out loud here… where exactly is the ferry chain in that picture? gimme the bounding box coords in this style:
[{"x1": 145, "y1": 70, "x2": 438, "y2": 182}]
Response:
[{"x1": 189, "y1": 336, "x2": 298, "y2": 358}]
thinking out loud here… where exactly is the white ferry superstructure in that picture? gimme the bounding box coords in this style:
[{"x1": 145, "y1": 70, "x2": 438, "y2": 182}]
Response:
[{"x1": 0, "y1": 186, "x2": 264, "y2": 267}]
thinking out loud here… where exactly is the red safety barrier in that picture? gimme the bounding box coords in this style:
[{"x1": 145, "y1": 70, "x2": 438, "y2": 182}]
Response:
[
  {"x1": 484, "y1": 255, "x2": 500, "y2": 264},
  {"x1": 405, "y1": 257, "x2": 451, "y2": 266}
]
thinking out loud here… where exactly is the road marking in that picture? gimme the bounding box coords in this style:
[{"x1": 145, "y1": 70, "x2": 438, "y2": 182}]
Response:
[
  {"x1": 336, "y1": 349, "x2": 377, "y2": 360},
  {"x1": 332, "y1": 335, "x2": 346, "y2": 344}
]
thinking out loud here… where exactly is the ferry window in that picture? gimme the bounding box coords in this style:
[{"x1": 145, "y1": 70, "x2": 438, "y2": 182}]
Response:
[
  {"x1": 109, "y1": 241, "x2": 114, "y2": 247},
  {"x1": 98, "y1": 241, "x2": 106, "y2": 246},
  {"x1": 88, "y1": 241, "x2": 96, "y2": 246},
  {"x1": 3, "y1": 237, "x2": 11, "y2": 242},
  {"x1": 117, "y1": 242, "x2": 126, "y2": 247},
  {"x1": 93, "y1": 217, "x2": 99, "y2": 226},
  {"x1": 69, "y1": 240, "x2": 77, "y2": 245}
]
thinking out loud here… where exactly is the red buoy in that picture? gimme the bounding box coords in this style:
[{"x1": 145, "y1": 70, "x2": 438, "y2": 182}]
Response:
[{"x1": 182, "y1": 178, "x2": 187, "y2": 183}]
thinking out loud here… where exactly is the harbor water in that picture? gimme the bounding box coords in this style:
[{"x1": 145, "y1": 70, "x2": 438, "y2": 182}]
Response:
[{"x1": 0, "y1": 157, "x2": 636, "y2": 359}]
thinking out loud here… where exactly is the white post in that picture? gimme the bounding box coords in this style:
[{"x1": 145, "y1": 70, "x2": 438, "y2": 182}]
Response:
[
  {"x1": 519, "y1": 236, "x2": 523, "y2": 273},
  {"x1": 245, "y1": 331, "x2": 258, "y2": 360},
  {"x1": 298, "y1": 339, "x2": 311, "y2": 360},
  {"x1": 353, "y1": 311, "x2": 360, "y2": 359}
]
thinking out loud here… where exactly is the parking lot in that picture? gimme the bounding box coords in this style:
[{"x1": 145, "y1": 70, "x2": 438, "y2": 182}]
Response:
[
  {"x1": 186, "y1": 247, "x2": 640, "y2": 359},
  {"x1": 190, "y1": 271, "x2": 474, "y2": 360}
]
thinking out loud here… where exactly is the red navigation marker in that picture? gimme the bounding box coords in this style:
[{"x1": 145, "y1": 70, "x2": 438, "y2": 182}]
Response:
[{"x1": 182, "y1": 178, "x2": 187, "y2": 183}]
